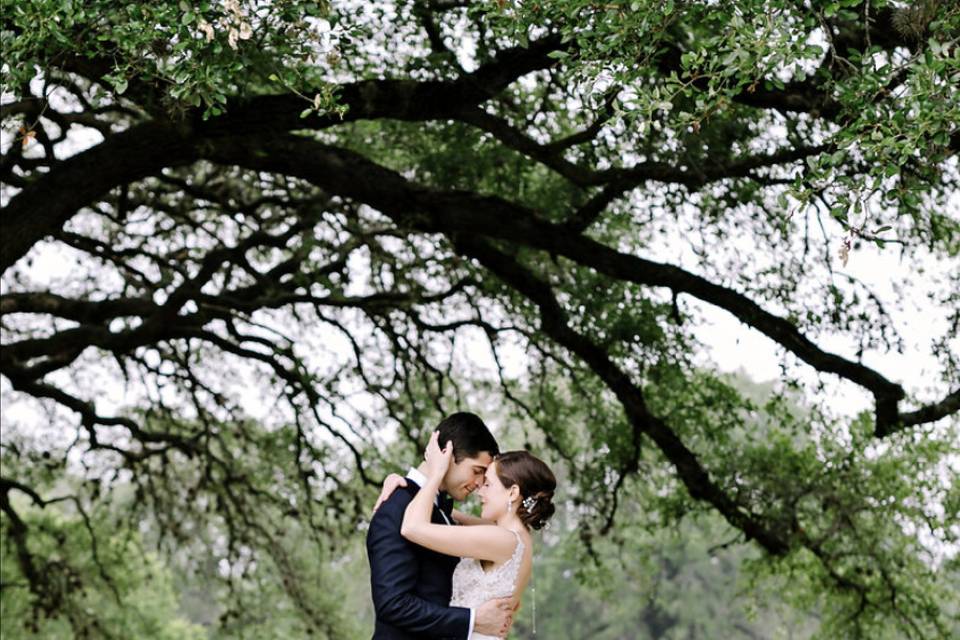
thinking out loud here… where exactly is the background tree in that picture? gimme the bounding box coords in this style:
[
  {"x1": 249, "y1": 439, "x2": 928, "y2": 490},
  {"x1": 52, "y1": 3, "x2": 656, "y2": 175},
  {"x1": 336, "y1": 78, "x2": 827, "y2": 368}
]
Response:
[{"x1": 2, "y1": 1, "x2": 958, "y2": 637}]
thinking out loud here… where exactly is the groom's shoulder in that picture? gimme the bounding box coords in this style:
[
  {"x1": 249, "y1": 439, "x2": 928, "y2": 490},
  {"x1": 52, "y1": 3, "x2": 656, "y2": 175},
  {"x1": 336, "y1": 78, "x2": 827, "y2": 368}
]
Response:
[{"x1": 374, "y1": 479, "x2": 419, "y2": 518}]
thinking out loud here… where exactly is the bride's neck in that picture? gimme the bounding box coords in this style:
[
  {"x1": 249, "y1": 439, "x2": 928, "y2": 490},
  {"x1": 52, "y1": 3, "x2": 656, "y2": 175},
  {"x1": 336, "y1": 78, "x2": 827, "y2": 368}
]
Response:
[{"x1": 496, "y1": 512, "x2": 523, "y2": 530}]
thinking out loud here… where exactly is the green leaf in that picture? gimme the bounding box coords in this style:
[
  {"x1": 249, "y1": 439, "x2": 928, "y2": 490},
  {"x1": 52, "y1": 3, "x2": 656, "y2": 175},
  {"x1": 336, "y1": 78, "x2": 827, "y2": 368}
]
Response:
[{"x1": 830, "y1": 205, "x2": 847, "y2": 221}]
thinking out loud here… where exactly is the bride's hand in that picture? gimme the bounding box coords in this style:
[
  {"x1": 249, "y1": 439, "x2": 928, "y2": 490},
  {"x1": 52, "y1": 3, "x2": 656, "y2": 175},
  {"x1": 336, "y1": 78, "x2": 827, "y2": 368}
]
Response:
[
  {"x1": 372, "y1": 473, "x2": 408, "y2": 514},
  {"x1": 424, "y1": 430, "x2": 453, "y2": 480}
]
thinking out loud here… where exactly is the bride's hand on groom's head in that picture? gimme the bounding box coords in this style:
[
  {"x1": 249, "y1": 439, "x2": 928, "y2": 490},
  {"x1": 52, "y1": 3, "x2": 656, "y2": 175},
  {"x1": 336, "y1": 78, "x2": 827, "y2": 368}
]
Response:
[
  {"x1": 371, "y1": 473, "x2": 408, "y2": 514},
  {"x1": 424, "y1": 430, "x2": 453, "y2": 479}
]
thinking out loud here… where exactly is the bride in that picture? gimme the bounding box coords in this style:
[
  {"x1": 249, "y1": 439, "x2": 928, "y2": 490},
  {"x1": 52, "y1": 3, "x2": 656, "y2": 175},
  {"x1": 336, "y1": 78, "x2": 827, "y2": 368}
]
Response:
[{"x1": 389, "y1": 431, "x2": 557, "y2": 639}]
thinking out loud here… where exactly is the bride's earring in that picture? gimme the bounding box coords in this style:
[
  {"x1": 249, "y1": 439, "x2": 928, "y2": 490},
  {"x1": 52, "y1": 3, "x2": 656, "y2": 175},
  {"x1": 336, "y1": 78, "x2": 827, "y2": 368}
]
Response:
[{"x1": 507, "y1": 499, "x2": 513, "y2": 513}]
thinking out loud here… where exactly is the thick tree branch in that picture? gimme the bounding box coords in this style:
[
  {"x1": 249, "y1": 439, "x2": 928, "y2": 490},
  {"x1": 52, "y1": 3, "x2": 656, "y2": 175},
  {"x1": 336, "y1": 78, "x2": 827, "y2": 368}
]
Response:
[
  {"x1": 196, "y1": 133, "x2": 954, "y2": 436},
  {"x1": 200, "y1": 33, "x2": 563, "y2": 136},
  {"x1": 1, "y1": 35, "x2": 564, "y2": 274},
  {"x1": 454, "y1": 236, "x2": 791, "y2": 554},
  {"x1": 0, "y1": 292, "x2": 157, "y2": 321},
  {"x1": 897, "y1": 388, "x2": 960, "y2": 432},
  {"x1": 1, "y1": 122, "x2": 199, "y2": 274}
]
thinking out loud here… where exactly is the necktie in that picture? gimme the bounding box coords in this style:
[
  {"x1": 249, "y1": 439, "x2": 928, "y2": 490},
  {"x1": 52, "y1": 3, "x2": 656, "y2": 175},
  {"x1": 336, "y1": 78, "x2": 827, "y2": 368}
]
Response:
[{"x1": 438, "y1": 492, "x2": 454, "y2": 523}]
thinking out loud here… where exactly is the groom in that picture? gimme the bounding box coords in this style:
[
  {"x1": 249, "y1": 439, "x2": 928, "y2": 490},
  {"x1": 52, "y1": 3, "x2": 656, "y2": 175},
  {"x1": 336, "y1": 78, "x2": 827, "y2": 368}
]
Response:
[{"x1": 366, "y1": 412, "x2": 515, "y2": 639}]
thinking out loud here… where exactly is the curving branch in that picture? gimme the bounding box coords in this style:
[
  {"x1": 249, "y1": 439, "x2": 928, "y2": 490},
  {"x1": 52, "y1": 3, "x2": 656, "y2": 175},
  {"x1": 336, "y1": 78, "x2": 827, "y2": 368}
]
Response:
[
  {"x1": 0, "y1": 34, "x2": 565, "y2": 274},
  {"x1": 195, "y1": 133, "x2": 955, "y2": 438},
  {"x1": 456, "y1": 105, "x2": 830, "y2": 188},
  {"x1": 454, "y1": 235, "x2": 791, "y2": 553}
]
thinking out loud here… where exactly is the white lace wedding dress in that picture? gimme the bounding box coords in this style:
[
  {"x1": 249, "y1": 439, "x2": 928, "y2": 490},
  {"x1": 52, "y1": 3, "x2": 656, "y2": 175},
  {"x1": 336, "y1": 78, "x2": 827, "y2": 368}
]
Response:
[{"x1": 450, "y1": 529, "x2": 525, "y2": 640}]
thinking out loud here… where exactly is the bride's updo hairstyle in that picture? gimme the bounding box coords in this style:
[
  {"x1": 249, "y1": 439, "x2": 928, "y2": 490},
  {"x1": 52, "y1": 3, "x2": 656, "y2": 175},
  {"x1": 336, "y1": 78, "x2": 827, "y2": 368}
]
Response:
[{"x1": 495, "y1": 451, "x2": 557, "y2": 531}]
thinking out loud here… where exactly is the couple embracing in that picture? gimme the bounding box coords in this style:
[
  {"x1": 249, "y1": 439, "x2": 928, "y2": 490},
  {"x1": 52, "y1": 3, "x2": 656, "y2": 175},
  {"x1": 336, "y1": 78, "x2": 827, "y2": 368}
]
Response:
[{"x1": 366, "y1": 412, "x2": 557, "y2": 639}]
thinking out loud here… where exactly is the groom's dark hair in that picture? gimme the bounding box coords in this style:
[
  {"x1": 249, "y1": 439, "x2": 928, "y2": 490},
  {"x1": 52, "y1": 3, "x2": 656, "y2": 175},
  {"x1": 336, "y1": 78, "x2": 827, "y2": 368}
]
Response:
[{"x1": 436, "y1": 412, "x2": 499, "y2": 462}]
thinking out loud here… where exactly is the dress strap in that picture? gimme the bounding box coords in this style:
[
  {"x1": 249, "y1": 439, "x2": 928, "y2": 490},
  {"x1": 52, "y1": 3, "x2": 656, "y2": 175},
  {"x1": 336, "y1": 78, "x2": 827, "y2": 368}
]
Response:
[{"x1": 509, "y1": 528, "x2": 524, "y2": 559}]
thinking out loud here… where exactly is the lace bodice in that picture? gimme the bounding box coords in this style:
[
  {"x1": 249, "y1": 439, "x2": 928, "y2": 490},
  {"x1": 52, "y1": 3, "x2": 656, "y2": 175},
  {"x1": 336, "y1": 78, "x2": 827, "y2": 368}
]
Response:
[{"x1": 450, "y1": 529, "x2": 525, "y2": 640}]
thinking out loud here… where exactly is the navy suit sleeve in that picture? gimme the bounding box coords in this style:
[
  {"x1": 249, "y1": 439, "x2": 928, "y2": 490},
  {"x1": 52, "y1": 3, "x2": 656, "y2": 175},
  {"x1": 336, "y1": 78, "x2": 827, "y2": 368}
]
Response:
[{"x1": 366, "y1": 490, "x2": 471, "y2": 638}]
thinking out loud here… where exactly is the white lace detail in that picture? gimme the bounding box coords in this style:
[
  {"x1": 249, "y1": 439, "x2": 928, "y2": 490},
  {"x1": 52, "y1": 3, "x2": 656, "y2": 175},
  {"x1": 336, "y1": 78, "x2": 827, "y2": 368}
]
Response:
[{"x1": 450, "y1": 529, "x2": 524, "y2": 640}]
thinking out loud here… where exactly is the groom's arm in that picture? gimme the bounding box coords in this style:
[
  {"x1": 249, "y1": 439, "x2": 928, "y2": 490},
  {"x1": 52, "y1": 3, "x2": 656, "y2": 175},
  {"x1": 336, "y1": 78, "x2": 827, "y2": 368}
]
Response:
[{"x1": 367, "y1": 491, "x2": 473, "y2": 639}]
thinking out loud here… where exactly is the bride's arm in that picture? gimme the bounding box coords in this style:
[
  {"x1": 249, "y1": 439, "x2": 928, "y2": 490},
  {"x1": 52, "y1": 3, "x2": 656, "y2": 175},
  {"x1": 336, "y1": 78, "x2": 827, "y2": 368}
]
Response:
[
  {"x1": 401, "y1": 432, "x2": 516, "y2": 562},
  {"x1": 401, "y1": 473, "x2": 515, "y2": 561},
  {"x1": 451, "y1": 509, "x2": 495, "y2": 526}
]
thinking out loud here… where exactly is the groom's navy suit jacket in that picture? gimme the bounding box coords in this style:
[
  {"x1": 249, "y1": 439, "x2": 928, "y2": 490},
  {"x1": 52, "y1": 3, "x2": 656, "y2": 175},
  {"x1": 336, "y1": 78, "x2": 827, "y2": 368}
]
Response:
[{"x1": 366, "y1": 477, "x2": 471, "y2": 639}]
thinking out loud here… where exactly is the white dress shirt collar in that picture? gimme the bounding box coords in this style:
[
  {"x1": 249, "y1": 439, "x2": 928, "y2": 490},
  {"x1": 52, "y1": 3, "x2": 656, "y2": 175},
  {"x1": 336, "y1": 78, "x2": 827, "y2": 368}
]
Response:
[{"x1": 406, "y1": 467, "x2": 430, "y2": 488}]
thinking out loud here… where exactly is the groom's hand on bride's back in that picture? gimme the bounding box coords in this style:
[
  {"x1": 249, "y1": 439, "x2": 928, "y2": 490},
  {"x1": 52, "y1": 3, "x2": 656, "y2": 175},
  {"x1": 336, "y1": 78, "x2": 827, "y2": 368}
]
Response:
[
  {"x1": 475, "y1": 596, "x2": 518, "y2": 638},
  {"x1": 372, "y1": 473, "x2": 408, "y2": 514}
]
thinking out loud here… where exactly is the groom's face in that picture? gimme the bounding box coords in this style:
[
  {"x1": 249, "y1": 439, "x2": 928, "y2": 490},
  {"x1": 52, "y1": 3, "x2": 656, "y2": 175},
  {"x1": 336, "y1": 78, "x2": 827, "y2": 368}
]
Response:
[{"x1": 443, "y1": 451, "x2": 494, "y2": 502}]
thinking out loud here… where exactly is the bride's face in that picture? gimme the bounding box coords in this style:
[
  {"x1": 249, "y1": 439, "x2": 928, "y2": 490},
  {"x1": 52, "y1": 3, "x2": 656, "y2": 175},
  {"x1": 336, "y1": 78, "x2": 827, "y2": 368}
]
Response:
[{"x1": 477, "y1": 462, "x2": 520, "y2": 521}]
